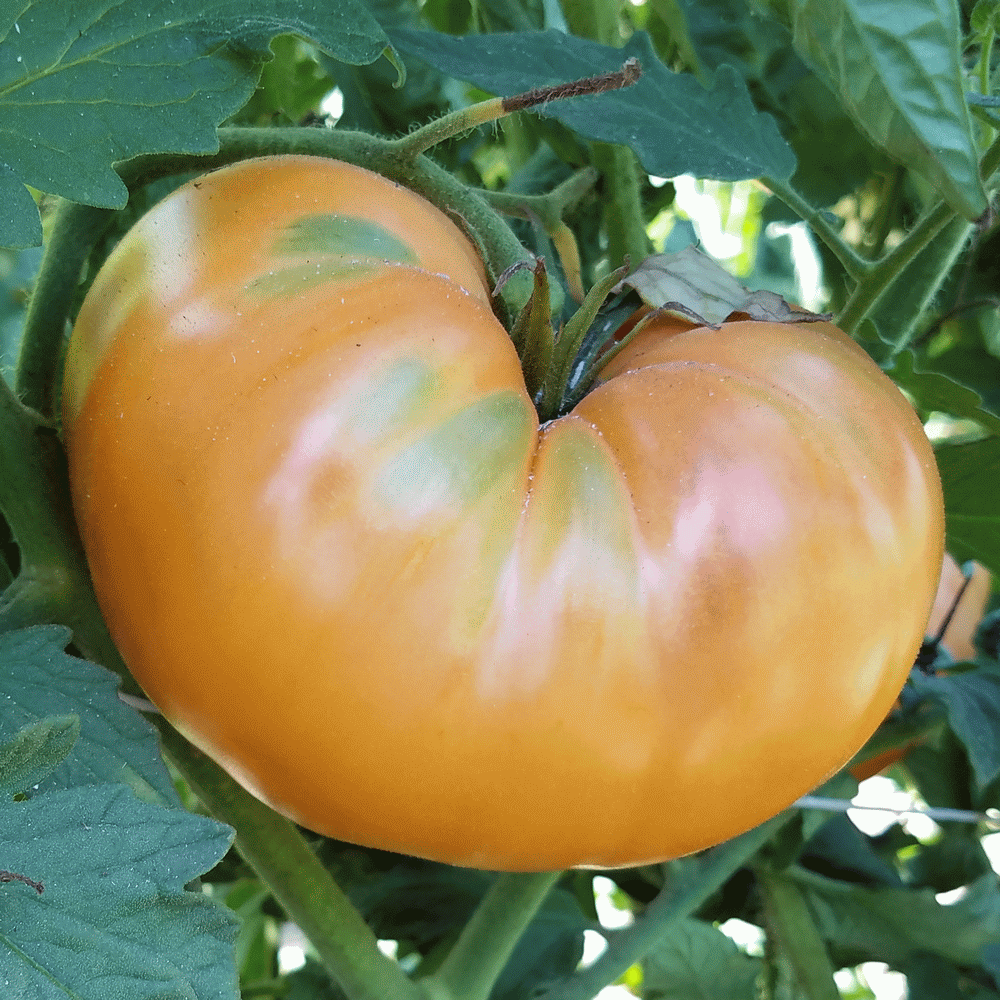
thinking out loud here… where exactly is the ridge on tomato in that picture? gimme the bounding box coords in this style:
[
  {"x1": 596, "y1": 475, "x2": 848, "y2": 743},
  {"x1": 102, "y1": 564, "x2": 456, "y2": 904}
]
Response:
[{"x1": 63, "y1": 155, "x2": 945, "y2": 872}]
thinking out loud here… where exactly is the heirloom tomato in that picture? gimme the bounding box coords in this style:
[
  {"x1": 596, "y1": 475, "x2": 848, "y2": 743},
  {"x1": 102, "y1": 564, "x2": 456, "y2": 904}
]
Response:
[{"x1": 63, "y1": 156, "x2": 945, "y2": 872}]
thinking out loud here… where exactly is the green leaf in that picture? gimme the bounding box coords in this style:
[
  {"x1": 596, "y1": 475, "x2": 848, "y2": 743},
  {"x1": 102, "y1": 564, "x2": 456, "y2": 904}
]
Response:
[
  {"x1": 641, "y1": 916, "x2": 763, "y2": 1000},
  {"x1": 0, "y1": 0, "x2": 395, "y2": 248},
  {"x1": 971, "y1": 0, "x2": 1000, "y2": 36},
  {"x1": 0, "y1": 626, "x2": 180, "y2": 807},
  {"x1": 798, "y1": 869, "x2": 1000, "y2": 968},
  {"x1": 788, "y1": 0, "x2": 988, "y2": 220},
  {"x1": 800, "y1": 815, "x2": 904, "y2": 888},
  {"x1": 0, "y1": 165, "x2": 41, "y2": 249},
  {"x1": 0, "y1": 782, "x2": 238, "y2": 1000},
  {"x1": 936, "y1": 437, "x2": 1000, "y2": 577},
  {"x1": 0, "y1": 714, "x2": 79, "y2": 798},
  {"x1": 285, "y1": 957, "x2": 349, "y2": 1000},
  {"x1": 904, "y1": 831, "x2": 994, "y2": 893},
  {"x1": 886, "y1": 350, "x2": 1000, "y2": 435},
  {"x1": 390, "y1": 28, "x2": 797, "y2": 181},
  {"x1": 903, "y1": 952, "x2": 964, "y2": 1000},
  {"x1": 911, "y1": 663, "x2": 1000, "y2": 788}
]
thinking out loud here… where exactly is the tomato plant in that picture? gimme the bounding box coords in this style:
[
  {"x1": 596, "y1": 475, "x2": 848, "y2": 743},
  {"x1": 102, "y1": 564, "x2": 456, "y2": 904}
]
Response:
[
  {"x1": 62, "y1": 155, "x2": 944, "y2": 872},
  {"x1": 4, "y1": 3, "x2": 1000, "y2": 1000}
]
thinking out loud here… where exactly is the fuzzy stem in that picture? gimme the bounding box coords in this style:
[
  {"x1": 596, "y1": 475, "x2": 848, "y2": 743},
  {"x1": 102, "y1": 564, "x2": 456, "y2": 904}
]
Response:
[
  {"x1": 424, "y1": 872, "x2": 563, "y2": 1000},
  {"x1": 762, "y1": 175, "x2": 871, "y2": 281},
  {"x1": 483, "y1": 167, "x2": 598, "y2": 302},
  {"x1": 0, "y1": 380, "x2": 118, "y2": 661},
  {"x1": 594, "y1": 143, "x2": 650, "y2": 268},
  {"x1": 837, "y1": 132, "x2": 1000, "y2": 337},
  {"x1": 154, "y1": 723, "x2": 426, "y2": 1000},
  {"x1": 836, "y1": 199, "x2": 963, "y2": 337},
  {"x1": 15, "y1": 200, "x2": 113, "y2": 421},
  {"x1": 390, "y1": 61, "x2": 641, "y2": 161}
]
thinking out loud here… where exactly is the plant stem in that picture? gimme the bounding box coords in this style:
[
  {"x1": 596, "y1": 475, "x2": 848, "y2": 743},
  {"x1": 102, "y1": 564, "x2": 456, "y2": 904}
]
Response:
[
  {"x1": 877, "y1": 215, "x2": 974, "y2": 351},
  {"x1": 0, "y1": 379, "x2": 120, "y2": 664},
  {"x1": 3, "y1": 318, "x2": 429, "y2": 1000},
  {"x1": 836, "y1": 199, "x2": 965, "y2": 337},
  {"x1": 866, "y1": 166, "x2": 905, "y2": 259},
  {"x1": 483, "y1": 167, "x2": 598, "y2": 302},
  {"x1": 761, "y1": 175, "x2": 871, "y2": 282},
  {"x1": 836, "y1": 133, "x2": 1000, "y2": 338},
  {"x1": 757, "y1": 866, "x2": 840, "y2": 1000},
  {"x1": 391, "y1": 61, "x2": 640, "y2": 161},
  {"x1": 153, "y1": 723, "x2": 426, "y2": 1000},
  {"x1": 118, "y1": 127, "x2": 536, "y2": 311},
  {"x1": 423, "y1": 871, "x2": 563, "y2": 1000},
  {"x1": 561, "y1": 0, "x2": 650, "y2": 271},
  {"x1": 592, "y1": 142, "x2": 650, "y2": 268},
  {"x1": 535, "y1": 813, "x2": 794, "y2": 1000},
  {"x1": 15, "y1": 200, "x2": 113, "y2": 421}
]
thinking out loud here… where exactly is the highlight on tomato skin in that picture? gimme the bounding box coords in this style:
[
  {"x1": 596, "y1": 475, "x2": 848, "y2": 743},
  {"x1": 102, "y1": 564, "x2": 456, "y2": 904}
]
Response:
[{"x1": 61, "y1": 155, "x2": 947, "y2": 872}]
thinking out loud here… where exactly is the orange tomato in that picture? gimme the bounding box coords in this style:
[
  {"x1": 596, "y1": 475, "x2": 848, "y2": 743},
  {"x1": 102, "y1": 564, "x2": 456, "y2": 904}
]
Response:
[{"x1": 63, "y1": 156, "x2": 945, "y2": 870}]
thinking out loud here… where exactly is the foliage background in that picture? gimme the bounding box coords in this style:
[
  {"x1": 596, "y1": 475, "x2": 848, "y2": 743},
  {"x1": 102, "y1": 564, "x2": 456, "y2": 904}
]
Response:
[{"x1": 2, "y1": 0, "x2": 1000, "y2": 998}]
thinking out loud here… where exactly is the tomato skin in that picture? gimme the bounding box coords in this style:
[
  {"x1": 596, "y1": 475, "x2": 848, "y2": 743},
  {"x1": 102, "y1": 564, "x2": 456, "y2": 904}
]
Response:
[{"x1": 64, "y1": 156, "x2": 945, "y2": 871}]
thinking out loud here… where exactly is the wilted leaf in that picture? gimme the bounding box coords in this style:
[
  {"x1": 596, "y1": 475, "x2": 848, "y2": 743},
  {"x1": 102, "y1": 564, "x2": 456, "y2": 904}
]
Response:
[{"x1": 614, "y1": 247, "x2": 825, "y2": 326}]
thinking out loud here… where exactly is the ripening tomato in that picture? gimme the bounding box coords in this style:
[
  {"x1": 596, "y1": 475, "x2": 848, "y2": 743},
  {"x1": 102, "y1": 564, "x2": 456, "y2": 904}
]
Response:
[{"x1": 63, "y1": 156, "x2": 945, "y2": 871}]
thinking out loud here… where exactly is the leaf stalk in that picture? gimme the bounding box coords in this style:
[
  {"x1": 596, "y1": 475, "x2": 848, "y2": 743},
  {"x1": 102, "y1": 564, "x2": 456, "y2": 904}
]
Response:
[{"x1": 422, "y1": 871, "x2": 563, "y2": 1000}]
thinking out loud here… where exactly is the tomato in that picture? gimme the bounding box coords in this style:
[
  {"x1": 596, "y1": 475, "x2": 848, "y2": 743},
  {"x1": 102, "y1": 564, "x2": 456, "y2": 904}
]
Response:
[{"x1": 63, "y1": 156, "x2": 945, "y2": 872}]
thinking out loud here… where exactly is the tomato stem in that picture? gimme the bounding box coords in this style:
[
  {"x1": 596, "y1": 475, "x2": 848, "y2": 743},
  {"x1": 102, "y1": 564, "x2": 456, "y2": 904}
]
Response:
[
  {"x1": 481, "y1": 167, "x2": 598, "y2": 304},
  {"x1": 835, "y1": 132, "x2": 1000, "y2": 340},
  {"x1": 761, "y1": 175, "x2": 872, "y2": 283},
  {"x1": 152, "y1": 722, "x2": 427, "y2": 1000},
  {"x1": 0, "y1": 380, "x2": 113, "y2": 651},
  {"x1": 390, "y1": 61, "x2": 640, "y2": 162},
  {"x1": 16, "y1": 199, "x2": 115, "y2": 421},
  {"x1": 422, "y1": 871, "x2": 563, "y2": 1000}
]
